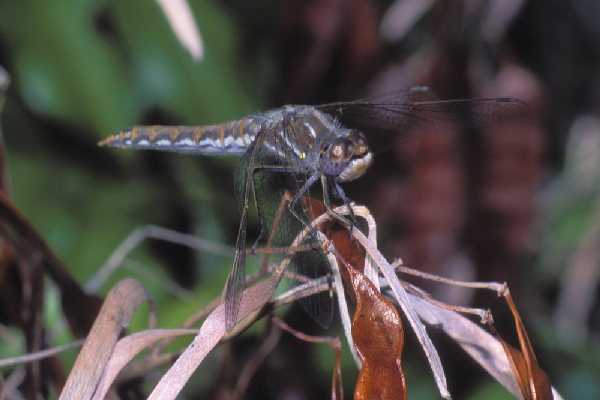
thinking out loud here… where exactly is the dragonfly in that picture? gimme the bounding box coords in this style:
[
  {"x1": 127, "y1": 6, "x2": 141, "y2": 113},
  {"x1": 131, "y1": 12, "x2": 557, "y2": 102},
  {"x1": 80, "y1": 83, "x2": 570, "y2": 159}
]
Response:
[{"x1": 99, "y1": 85, "x2": 528, "y2": 334}]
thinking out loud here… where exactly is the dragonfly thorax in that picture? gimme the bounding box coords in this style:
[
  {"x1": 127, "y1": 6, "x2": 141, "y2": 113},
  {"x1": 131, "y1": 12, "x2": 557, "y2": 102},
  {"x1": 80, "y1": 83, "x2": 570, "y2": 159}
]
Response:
[
  {"x1": 261, "y1": 106, "x2": 374, "y2": 181},
  {"x1": 277, "y1": 106, "x2": 374, "y2": 181}
]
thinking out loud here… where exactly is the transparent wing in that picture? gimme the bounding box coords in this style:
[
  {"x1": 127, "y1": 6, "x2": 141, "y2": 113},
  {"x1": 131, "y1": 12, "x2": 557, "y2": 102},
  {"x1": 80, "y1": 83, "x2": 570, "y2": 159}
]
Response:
[
  {"x1": 345, "y1": 84, "x2": 441, "y2": 103},
  {"x1": 224, "y1": 135, "x2": 259, "y2": 333},
  {"x1": 286, "y1": 246, "x2": 334, "y2": 329},
  {"x1": 224, "y1": 217, "x2": 247, "y2": 334},
  {"x1": 316, "y1": 88, "x2": 529, "y2": 138}
]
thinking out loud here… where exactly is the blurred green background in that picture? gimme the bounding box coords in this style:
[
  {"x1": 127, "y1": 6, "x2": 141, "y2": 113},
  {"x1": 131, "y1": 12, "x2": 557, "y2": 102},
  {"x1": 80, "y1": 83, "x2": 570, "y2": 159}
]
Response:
[{"x1": 1, "y1": 0, "x2": 600, "y2": 399}]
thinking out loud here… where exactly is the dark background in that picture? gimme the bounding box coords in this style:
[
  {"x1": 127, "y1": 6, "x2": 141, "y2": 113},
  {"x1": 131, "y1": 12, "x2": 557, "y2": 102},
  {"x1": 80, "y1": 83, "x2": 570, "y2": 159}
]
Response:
[{"x1": 0, "y1": 0, "x2": 599, "y2": 399}]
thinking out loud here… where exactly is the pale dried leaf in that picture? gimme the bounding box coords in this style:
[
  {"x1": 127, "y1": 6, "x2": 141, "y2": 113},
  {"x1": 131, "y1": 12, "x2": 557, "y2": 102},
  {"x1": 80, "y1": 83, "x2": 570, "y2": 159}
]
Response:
[
  {"x1": 155, "y1": 0, "x2": 203, "y2": 61},
  {"x1": 147, "y1": 275, "x2": 281, "y2": 399},
  {"x1": 92, "y1": 329, "x2": 199, "y2": 400},
  {"x1": 405, "y1": 292, "x2": 564, "y2": 400},
  {"x1": 59, "y1": 278, "x2": 155, "y2": 400}
]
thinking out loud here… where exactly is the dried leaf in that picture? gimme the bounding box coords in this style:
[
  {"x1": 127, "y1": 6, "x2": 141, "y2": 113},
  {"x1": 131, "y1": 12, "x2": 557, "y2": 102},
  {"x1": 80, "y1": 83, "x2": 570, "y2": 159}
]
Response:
[
  {"x1": 147, "y1": 274, "x2": 281, "y2": 400},
  {"x1": 348, "y1": 264, "x2": 406, "y2": 400},
  {"x1": 155, "y1": 0, "x2": 203, "y2": 61},
  {"x1": 346, "y1": 214, "x2": 450, "y2": 398},
  {"x1": 496, "y1": 290, "x2": 553, "y2": 400},
  {"x1": 305, "y1": 198, "x2": 365, "y2": 304},
  {"x1": 59, "y1": 278, "x2": 155, "y2": 400},
  {"x1": 92, "y1": 328, "x2": 199, "y2": 400}
]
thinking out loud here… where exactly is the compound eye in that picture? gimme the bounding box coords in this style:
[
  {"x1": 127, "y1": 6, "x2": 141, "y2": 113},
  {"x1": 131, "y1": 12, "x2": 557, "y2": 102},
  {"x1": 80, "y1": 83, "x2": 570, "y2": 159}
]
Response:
[
  {"x1": 349, "y1": 129, "x2": 368, "y2": 155},
  {"x1": 321, "y1": 138, "x2": 354, "y2": 176}
]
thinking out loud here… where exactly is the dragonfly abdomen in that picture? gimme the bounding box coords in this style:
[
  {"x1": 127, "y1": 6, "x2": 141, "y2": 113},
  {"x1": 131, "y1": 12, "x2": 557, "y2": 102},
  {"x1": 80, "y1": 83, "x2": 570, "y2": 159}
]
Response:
[{"x1": 98, "y1": 117, "x2": 262, "y2": 155}]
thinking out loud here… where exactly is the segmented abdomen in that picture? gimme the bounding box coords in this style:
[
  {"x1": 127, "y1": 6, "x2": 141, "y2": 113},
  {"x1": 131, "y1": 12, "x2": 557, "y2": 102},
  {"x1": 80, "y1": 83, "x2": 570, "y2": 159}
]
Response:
[{"x1": 98, "y1": 117, "x2": 263, "y2": 155}]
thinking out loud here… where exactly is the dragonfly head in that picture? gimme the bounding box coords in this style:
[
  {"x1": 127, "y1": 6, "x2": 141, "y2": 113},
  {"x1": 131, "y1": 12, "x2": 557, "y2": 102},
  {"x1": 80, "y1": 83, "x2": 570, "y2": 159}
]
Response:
[{"x1": 320, "y1": 129, "x2": 373, "y2": 182}]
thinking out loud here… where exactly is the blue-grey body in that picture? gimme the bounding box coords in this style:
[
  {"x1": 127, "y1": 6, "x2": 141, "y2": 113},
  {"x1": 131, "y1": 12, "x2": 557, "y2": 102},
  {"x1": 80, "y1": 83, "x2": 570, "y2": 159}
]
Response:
[{"x1": 99, "y1": 86, "x2": 529, "y2": 333}]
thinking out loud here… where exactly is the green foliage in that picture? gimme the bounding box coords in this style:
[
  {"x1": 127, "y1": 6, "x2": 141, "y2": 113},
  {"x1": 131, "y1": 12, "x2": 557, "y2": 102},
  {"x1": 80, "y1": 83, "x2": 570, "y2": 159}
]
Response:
[{"x1": 0, "y1": 0, "x2": 265, "y2": 352}]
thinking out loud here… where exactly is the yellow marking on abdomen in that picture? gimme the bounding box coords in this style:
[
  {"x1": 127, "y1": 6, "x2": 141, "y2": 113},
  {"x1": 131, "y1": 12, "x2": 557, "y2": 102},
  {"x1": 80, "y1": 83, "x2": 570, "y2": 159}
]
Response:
[
  {"x1": 219, "y1": 123, "x2": 226, "y2": 147},
  {"x1": 238, "y1": 117, "x2": 248, "y2": 147},
  {"x1": 129, "y1": 127, "x2": 138, "y2": 142},
  {"x1": 194, "y1": 126, "x2": 204, "y2": 146},
  {"x1": 170, "y1": 127, "x2": 179, "y2": 143},
  {"x1": 149, "y1": 126, "x2": 158, "y2": 141}
]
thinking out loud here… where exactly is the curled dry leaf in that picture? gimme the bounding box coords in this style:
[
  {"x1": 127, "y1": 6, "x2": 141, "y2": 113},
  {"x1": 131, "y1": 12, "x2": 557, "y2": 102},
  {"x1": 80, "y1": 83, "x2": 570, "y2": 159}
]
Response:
[
  {"x1": 337, "y1": 206, "x2": 450, "y2": 398},
  {"x1": 347, "y1": 262, "x2": 406, "y2": 400},
  {"x1": 495, "y1": 289, "x2": 553, "y2": 400}
]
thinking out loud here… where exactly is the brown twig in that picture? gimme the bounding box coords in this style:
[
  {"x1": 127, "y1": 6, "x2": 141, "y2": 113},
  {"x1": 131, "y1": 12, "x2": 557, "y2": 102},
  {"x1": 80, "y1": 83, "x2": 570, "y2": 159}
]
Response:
[{"x1": 231, "y1": 321, "x2": 282, "y2": 400}]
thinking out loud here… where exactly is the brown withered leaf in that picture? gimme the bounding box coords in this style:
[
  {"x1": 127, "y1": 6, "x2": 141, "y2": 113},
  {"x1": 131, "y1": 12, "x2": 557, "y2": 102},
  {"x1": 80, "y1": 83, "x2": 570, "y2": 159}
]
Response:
[
  {"x1": 303, "y1": 198, "x2": 365, "y2": 305},
  {"x1": 494, "y1": 290, "x2": 553, "y2": 400},
  {"x1": 348, "y1": 264, "x2": 406, "y2": 400},
  {"x1": 303, "y1": 198, "x2": 407, "y2": 398},
  {"x1": 305, "y1": 198, "x2": 406, "y2": 399}
]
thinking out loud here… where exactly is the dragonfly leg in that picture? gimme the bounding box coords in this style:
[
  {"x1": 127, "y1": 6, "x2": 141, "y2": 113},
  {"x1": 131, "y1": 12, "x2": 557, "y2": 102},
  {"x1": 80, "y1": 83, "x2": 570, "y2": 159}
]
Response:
[
  {"x1": 286, "y1": 172, "x2": 320, "y2": 229},
  {"x1": 333, "y1": 179, "x2": 358, "y2": 226},
  {"x1": 321, "y1": 175, "x2": 356, "y2": 228}
]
